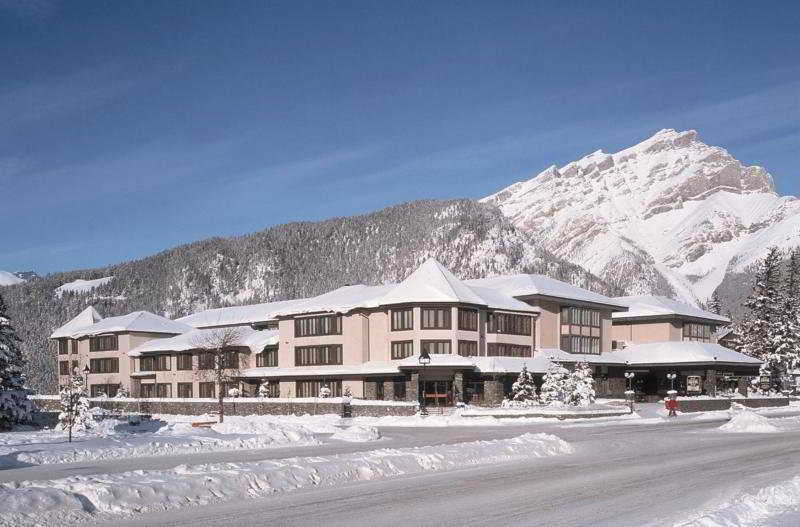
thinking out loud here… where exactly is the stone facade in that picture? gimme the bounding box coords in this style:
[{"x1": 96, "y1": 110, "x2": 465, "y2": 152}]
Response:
[
  {"x1": 484, "y1": 379, "x2": 504, "y2": 406},
  {"x1": 406, "y1": 372, "x2": 419, "y2": 403},
  {"x1": 382, "y1": 380, "x2": 395, "y2": 401}
]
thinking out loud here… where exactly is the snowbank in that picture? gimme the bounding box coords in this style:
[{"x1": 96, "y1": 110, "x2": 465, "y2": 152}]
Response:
[
  {"x1": 0, "y1": 433, "x2": 572, "y2": 526},
  {"x1": 718, "y1": 407, "x2": 780, "y2": 433},
  {"x1": 330, "y1": 425, "x2": 381, "y2": 442}
]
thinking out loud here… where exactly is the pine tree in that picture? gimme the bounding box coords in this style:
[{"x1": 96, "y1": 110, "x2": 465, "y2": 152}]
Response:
[
  {"x1": 706, "y1": 292, "x2": 723, "y2": 315},
  {"x1": 740, "y1": 247, "x2": 783, "y2": 362},
  {"x1": 771, "y1": 248, "x2": 800, "y2": 388},
  {"x1": 539, "y1": 361, "x2": 571, "y2": 405},
  {"x1": 567, "y1": 362, "x2": 596, "y2": 407},
  {"x1": 508, "y1": 365, "x2": 537, "y2": 406},
  {"x1": 0, "y1": 293, "x2": 33, "y2": 429},
  {"x1": 58, "y1": 373, "x2": 91, "y2": 442}
]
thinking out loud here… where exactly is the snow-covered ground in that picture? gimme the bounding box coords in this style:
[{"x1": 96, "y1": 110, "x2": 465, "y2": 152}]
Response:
[{"x1": 0, "y1": 432, "x2": 572, "y2": 526}]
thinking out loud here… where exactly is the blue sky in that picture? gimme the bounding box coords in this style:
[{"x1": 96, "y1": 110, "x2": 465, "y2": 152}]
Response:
[{"x1": 1, "y1": 1, "x2": 798, "y2": 274}]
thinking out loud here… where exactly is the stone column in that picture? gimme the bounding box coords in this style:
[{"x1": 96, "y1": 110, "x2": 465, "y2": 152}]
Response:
[
  {"x1": 363, "y1": 380, "x2": 378, "y2": 400},
  {"x1": 453, "y1": 371, "x2": 464, "y2": 403},
  {"x1": 383, "y1": 380, "x2": 395, "y2": 402},
  {"x1": 406, "y1": 373, "x2": 419, "y2": 403},
  {"x1": 484, "y1": 378, "x2": 504, "y2": 407},
  {"x1": 738, "y1": 376, "x2": 749, "y2": 397},
  {"x1": 705, "y1": 370, "x2": 717, "y2": 397}
]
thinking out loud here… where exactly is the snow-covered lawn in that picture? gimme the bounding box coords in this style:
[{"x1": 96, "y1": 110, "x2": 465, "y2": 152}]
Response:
[{"x1": 0, "y1": 432, "x2": 573, "y2": 527}]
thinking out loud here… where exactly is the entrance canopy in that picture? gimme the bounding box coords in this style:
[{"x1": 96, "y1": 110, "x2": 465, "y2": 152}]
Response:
[{"x1": 606, "y1": 341, "x2": 762, "y2": 368}]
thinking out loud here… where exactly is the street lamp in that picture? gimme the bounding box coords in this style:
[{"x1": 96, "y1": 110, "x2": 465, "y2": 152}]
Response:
[
  {"x1": 666, "y1": 372, "x2": 677, "y2": 392},
  {"x1": 624, "y1": 367, "x2": 635, "y2": 413},
  {"x1": 83, "y1": 364, "x2": 90, "y2": 393},
  {"x1": 419, "y1": 349, "x2": 431, "y2": 417}
]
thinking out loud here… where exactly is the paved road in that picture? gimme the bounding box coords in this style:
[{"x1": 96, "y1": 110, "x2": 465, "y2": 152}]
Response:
[{"x1": 90, "y1": 414, "x2": 800, "y2": 527}]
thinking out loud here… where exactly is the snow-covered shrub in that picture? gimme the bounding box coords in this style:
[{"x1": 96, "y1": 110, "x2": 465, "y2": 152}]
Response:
[
  {"x1": 114, "y1": 388, "x2": 129, "y2": 398},
  {"x1": 257, "y1": 383, "x2": 272, "y2": 398},
  {"x1": 318, "y1": 385, "x2": 332, "y2": 398},
  {"x1": 567, "y1": 362, "x2": 595, "y2": 407},
  {"x1": 228, "y1": 387, "x2": 241, "y2": 398},
  {"x1": 58, "y1": 374, "x2": 91, "y2": 441},
  {"x1": 0, "y1": 293, "x2": 33, "y2": 429},
  {"x1": 540, "y1": 362, "x2": 571, "y2": 405},
  {"x1": 506, "y1": 365, "x2": 537, "y2": 407}
]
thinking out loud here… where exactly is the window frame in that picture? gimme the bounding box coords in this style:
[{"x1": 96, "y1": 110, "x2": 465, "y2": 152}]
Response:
[
  {"x1": 420, "y1": 307, "x2": 451, "y2": 330},
  {"x1": 457, "y1": 308, "x2": 479, "y2": 331},
  {"x1": 89, "y1": 357, "x2": 119, "y2": 374},
  {"x1": 420, "y1": 339, "x2": 452, "y2": 355},
  {"x1": 487, "y1": 312, "x2": 532, "y2": 336},
  {"x1": 457, "y1": 340, "x2": 478, "y2": 357},
  {"x1": 390, "y1": 340, "x2": 414, "y2": 360},
  {"x1": 294, "y1": 344, "x2": 343, "y2": 366},
  {"x1": 294, "y1": 314, "x2": 343, "y2": 337},
  {"x1": 391, "y1": 308, "x2": 414, "y2": 331},
  {"x1": 486, "y1": 343, "x2": 532, "y2": 358},
  {"x1": 256, "y1": 347, "x2": 279, "y2": 367},
  {"x1": 176, "y1": 353, "x2": 193, "y2": 371},
  {"x1": 139, "y1": 354, "x2": 170, "y2": 372},
  {"x1": 177, "y1": 382, "x2": 193, "y2": 398},
  {"x1": 89, "y1": 334, "x2": 118, "y2": 352}
]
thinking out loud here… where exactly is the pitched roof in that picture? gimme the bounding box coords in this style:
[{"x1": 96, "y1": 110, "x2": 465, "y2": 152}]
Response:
[
  {"x1": 50, "y1": 306, "x2": 103, "y2": 339},
  {"x1": 69, "y1": 311, "x2": 192, "y2": 338},
  {"x1": 611, "y1": 295, "x2": 730, "y2": 323},
  {"x1": 606, "y1": 341, "x2": 761, "y2": 366},
  {"x1": 380, "y1": 258, "x2": 486, "y2": 306},
  {"x1": 176, "y1": 298, "x2": 309, "y2": 328},
  {"x1": 129, "y1": 328, "x2": 278, "y2": 356},
  {"x1": 465, "y1": 274, "x2": 627, "y2": 309}
]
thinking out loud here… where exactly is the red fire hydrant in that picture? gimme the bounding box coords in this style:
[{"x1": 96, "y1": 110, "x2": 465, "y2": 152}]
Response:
[{"x1": 665, "y1": 397, "x2": 679, "y2": 417}]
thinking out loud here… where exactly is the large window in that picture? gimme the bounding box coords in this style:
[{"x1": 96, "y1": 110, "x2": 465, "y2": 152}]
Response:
[
  {"x1": 486, "y1": 343, "x2": 532, "y2": 357},
  {"x1": 560, "y1": 306, "x2": 601, "y2": 327},
  {"x1": 295, "y1": 345, "x2": 342, "y2": 366},
  {"x1": 198, "y1": 352, "x2": 214, "y2": 370},
  {"x1": 296, "y1": 379, "x2": 342, "y2": 398},
  {"x1": 458, "y1": 308, "x2": 478, "y2": 331},
  {"x1": 421, "y1": 308, "x2": 451, "y2": 329},
  {"x1": 391, "y1": 340, "x2": 414, "y2": 360},
  {"x1": 487, "y1": 313, "x2": 531, "y2": 335},
  {"x1": 89, "y1": 357, "x2": 118, "y2": 374},
  {"x1": 457, "y1": 340, "x2": 478, "y2": 356},
  {"x1": 198, "y1": 382, "x2": 215, "y2": 398},
  {"x1": 72, "y1": 339, "x2": 80, "y2": 353},
  {"x1": 256, "y1": 347, "x2": 278, "y2": 367},
  {"x1": 221, "y1": 351, "x2": 239, "y2": 369},
  {"x1": 294, "y1": 315, "x2": 342, "y2": 337},
  {"x1": 560, "y1": 335, "x2": 601, "y2": 355},
  {"x1": 139, "y1": 355, "x2": 170, "y2": 372},
  {"x1": 58, "y1": 340, "x2": 68, "y2": 355},
  {"x1": 258, "y1": 380, "x2": 280, "y2": 398},
  {"x1": 59, "y1": 361, "x2": 70, "y2": 375},
  {"x1": 89, "y1": 335, "x2": 118, "y2": 352},
  {"x1": 176, "y1": 353, "x2": 193, "y2": 370},
  {"x1": 683, "y1": 322, "x2": 714, "y2": 342},
  {"x1": 90, "y1": 384, "x2": 119, "y2": 397},
  {"x1": 177, "y1": 382, "x2": 193, "y2": 398},
  {"x1": 421, "y1": 340, "x2": 451, "y2": 354},
  {"x1": 139, "y1": 383, "x2": 171, "y2": 398},
  {"x1": 391, "y1": 308, "x2": 413, "y2": 331}
]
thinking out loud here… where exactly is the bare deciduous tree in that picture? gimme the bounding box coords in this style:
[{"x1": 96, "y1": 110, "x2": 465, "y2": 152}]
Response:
[{"x1": 191, "y1": 327, "x2": 245, "y2": 423}]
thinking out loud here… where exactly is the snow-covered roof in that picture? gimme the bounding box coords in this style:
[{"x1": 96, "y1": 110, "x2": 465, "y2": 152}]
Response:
[
  {"x1": 396, "y1": 353, "x2": 476, "y2": 368},
  {"x1": 0, "y1": 270, "x2": 24, "y2": 286},
  {"x1": 465, "y1": 274, "x2": 628, "y2": 309},
  {"x1": 607, "y1": 342, "x2": 761, "y2": 367},
  {"x1": 69, "y1": 311, "x2": 193, "y2": 338},
  {"x1": 176, "y1": 298, "x2": 309, "y2": 328},
  {"x1": 129, "y1": 328, "x2": 279, "y2": 356},
  {"x1": 380, "y1": 259, "x2": 486, "y2": 306},
  {"x1": 611, "y1": 295, "x2": 730, "y2": 323},
  {"x1": 50, "y1": 306, "x2": 103, "y2": 339},
  {"x1": 274, "y1": 284, "x2": 396, "y2": 317}
]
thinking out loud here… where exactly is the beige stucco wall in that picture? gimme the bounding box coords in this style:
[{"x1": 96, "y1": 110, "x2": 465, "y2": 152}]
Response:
[{"x1": 611, "y1": 320, "x2": 682, "y2": 345}]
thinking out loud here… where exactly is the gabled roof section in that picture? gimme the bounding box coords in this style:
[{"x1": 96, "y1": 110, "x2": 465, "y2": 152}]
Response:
[
  {"x1": 129, "y1": 328, "x2": 278, "y2": 356},
  {"x1": 273, "y1": 284, "x2": 396, "y2": 316},
  {"x1": 465, "y1": 274, "x2": 628, "y2": 310},
  {"x1": 50, "y1": 306, "x2": 103, "y2": 339},
  {"x1": 611, "y1": 295, "x2": 730, "y2": 323},
  {"x1": 379, "y1": 258, "x2": 485, "y2": 306},
  {"x1": 176, "y1": 298, "x2": 309, "y2": 328},
  {"x1": 69, "y1": 311, "x2": 193, "y2": 338}
]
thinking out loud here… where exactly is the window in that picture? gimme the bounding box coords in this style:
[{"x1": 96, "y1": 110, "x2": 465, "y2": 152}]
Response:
[
  {"x1": 486, "y1": 343, "x2": 532, "y2": 357},
  {"x1": 391, "y1": 341, "x2": 413, "y2": 360},
  {"x1": 487, "y1": 313, "x2": 531, "y2": 335},
  {"x1": 560, "y1": 307, "x2": 601, "y2": 327},
  {"x1": 71, "y1": 360, "x2": 78, "y2": 373},
  {"x1": 176, "y1": 354, "x2": 193, "y2": 370},
  {"x1": 198, "y1": 352, "x2": 215, "y2": 370},
  {"x1": 139, "y1": 355, "x2": 170, "y2": 372},
  {"x1": 560, "y1": 335, "x2": 601, "y2": 355},
  {"x1": 393, "y1": 380, "x2": 407, "y2": 401},
  {"x1": 199, "y1": 382, "x2": 215, "y2": 398},
  {"x1": 294, "y1": 315, "x2": 342, "y2": 337},
  {"x1": 58, "y1": 340, "x2": 68, "y2": 355},
  {"x1": 683, "y1": 322, "x2": 714, "y2": 342},
  {"x1": 256, "y1": 347, "x2": 278, "y2": 367},
  {"x1": 296, "y1": 379, "x2": 341, "y2": 398},
  {"x1": 89, "y1": 335, "x2": 118, "y2": 352},
  {"x1": 391, "y1": 308, "x2": 413, "y2": 331},
  {"x1": 59, "y1": 361, "x2": 70, "y2": 375},
  {"x1": 140, "y1": 383, "x2": 155, "y2": 398},
  {"x1": 457, "y1": 340, "x2": 478, "y2": 357},
  {"x1": 295, "y1": 345, "x2": 342, "y2": 366},
  {"x1": 221, "y1": 351, "x2": 239, "y2": 369},
  {"x1": 457, "y1": 308, "x2": 478, "y2": 331},
  {"x1": 421, "y1": 308, "x2": 451, "y2": 329},
  {"x1": 72, "y1": 339, "x2": 80, "y2": 354},
  {"x1": 89, "y1": 357, "x2": 118, "y2": 374},
  {"x1": 90, "y1": 384, "x2": 119, "y2": 397},
  {"x1": 258, "y1": 380, "x2": 280, "y2": 398},
  {"x1": 421, "y1": 340, "x2": 451, "y2": 354},
  {"x1": 177, "y1": 382, "x2": 193, "y2": 398}
]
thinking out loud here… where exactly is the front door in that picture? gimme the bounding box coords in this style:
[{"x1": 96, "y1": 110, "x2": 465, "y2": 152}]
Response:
[{"x1": 422, "y1": 380, "x2": 453, "y2": 407}]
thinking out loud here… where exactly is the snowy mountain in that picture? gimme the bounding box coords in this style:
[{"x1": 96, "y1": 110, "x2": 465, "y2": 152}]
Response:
[
  {"x1": 482, "y1": 129, "x2": 800, "y2": 304},
  {"x1": 0, "y1": 271, "x2": 25, "y2": 286}
]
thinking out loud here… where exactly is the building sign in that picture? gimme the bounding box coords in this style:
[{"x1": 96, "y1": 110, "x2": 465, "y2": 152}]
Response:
[
  {"x1": 686, "y1": 375, "x2": 701, "y2": 393},
  {"x1": 760, "y1": 376, "x2": 771, "y2": 391}
]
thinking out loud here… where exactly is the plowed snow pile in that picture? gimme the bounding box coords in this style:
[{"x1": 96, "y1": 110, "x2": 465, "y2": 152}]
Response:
[{"x1": 718, "y1": 407, "x2": 779, "y2": 433}]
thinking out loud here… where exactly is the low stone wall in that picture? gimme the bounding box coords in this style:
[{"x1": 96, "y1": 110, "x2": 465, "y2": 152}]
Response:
[
  {"x1": 675, "y1": 397, "x2": 790, "y2": 413},
  {"x1": 29, "y1": 397, "x2": 418, "y2": 417}
]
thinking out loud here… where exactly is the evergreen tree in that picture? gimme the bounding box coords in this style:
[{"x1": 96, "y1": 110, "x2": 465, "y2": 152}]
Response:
[
  {"x1": 771, "y1": 248, "x2": 800, "y2": 387},
  {"x1": 58, "y1": 373, "x2": 91, "y2": 442},
  {"x1": 509, "y1": 365, "x2": 537, "y2": 406},
  {"x1": 740, "y1": 247, "x2": 783, "y2": 362},
  {"x1": 567, "y1": 362, "x2": 596, "y2": 407},
  {"x1": 0, "y1": 293, "x2": 33, "y2": 429},
  {"x1": 539, "y1": 361, "x2": 571, "y2": 405},
  {"x1": 706, "y1": 292, "x2": 723, "y2": 315}
]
